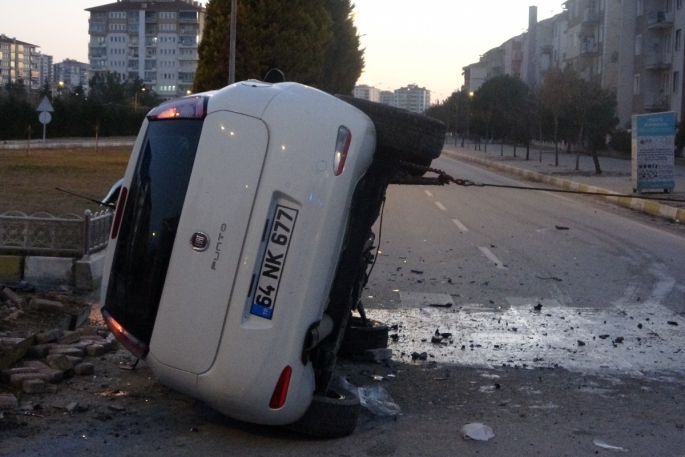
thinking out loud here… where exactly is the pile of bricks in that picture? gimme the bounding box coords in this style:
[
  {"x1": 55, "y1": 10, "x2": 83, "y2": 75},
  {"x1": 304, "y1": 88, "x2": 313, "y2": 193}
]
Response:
[
  {"x1": 0, "y1": 287, "x2": 25, "y2": 319},
  {"x1": 0, "y1": 325, "x2": 117, "y2": 415}
]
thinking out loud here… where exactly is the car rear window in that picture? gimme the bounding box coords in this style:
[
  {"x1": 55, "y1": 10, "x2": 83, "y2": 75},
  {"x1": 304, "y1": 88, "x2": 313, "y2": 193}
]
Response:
[{"x1": 105, "y1": 119, "x2": 203, "y2": 343}]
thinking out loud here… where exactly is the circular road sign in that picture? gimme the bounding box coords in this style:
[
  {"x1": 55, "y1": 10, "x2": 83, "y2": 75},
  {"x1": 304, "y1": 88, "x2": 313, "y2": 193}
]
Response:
[{"x1": 39, "y1": 111, "x2": 52, "y2": 125}]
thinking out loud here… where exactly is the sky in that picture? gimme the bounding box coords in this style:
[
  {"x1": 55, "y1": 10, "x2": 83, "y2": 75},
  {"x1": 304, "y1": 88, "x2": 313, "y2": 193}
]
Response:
[{"x1": 0, "y1": 0, "x2": 567, "y2": 103}]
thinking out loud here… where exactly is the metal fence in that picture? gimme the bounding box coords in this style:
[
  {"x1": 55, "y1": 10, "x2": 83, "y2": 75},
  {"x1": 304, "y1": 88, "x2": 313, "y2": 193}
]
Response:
[{"x1": 0, "y1": 209, "x2": 112, "y2": 257}]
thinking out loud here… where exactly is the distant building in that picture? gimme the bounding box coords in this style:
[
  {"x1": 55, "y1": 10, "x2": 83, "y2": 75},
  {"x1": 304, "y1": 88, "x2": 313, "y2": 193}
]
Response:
[
  {"x1": 86, "y1": 0, "x2": 205, "y2": 99},
  {"x1": 352, "y1": 84, "x2": 381, "y2": 102},
  {"x1": 0, "y1": 34, "x2": 40, "y2": 91},
  {"x1": 394, "y1": 84, "x2": 431, "y2": 113},
  {"x1": 380, "y1": 90, "x2": 395, "y2": 106},
  {"x1": 54, "y1": 59, "x2": 90, "y2": 90},
  {"x1": 34, "y1": 52, "x2": 54, "y2": 87}
]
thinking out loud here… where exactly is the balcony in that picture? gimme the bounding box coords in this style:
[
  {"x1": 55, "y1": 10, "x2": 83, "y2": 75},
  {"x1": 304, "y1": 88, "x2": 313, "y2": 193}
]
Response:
[
  {"x1": 128, "y1": 25, "x2": 139, "y2": 34},
  {"x1": 644, "y1": 52, "x2": 672, "y2": 69},
  {"x1": 647, "y1": 11, "x2": 674, "y2": 29},
  {"x1": 580, "y1": 41, "x2": 599, "y2": 54},
  {"x1": 643, "y1": 92, "x2": 670, "y2": 111},
  {"x1": 582, "y1": 10, "x2": 599, "y2": 24},
  {"x1": 88, "y1": 25, "x2": 106, "y2": 35}
]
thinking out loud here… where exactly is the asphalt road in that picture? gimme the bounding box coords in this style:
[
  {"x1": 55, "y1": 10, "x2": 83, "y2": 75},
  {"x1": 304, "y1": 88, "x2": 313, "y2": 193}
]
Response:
[{"x1": 3, "y1": 154, "x2": 685, "y2": 456}]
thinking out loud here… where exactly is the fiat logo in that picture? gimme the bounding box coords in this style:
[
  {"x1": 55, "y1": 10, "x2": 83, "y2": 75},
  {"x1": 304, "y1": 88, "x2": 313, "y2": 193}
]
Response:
[{"x1": 190, "y1": 232, "x2": 210, "y2": 252}]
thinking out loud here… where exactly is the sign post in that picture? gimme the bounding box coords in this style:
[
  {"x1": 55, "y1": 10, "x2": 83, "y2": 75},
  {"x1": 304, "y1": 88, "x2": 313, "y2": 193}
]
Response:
[
  {"x1": 36, "y1": 96, "x2": 55, "y2": 143},
  {"x1": 632, "y1": 112, "x2": 676, "y2": 194}
]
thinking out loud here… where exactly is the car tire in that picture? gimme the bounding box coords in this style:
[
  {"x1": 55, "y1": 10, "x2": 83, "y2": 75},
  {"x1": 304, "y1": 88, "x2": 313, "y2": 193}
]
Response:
[
  {"x1": 335, "y1": 95, "x2": 446, "y2": 165},
  {"x1": 338, "y1": 317, "x2": 389, "y2": 358},
  {"x1": 285, "y1": 389, "x2": 361, "y2": 438}
]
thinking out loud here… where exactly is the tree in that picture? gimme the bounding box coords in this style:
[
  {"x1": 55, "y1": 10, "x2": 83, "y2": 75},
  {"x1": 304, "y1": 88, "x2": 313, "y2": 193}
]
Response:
[
  {"x1": 315, "y1": 0, "x2": 364, "y2": 95},
  {"x1": 539, "y1": 66, "x2": 574, "y2": 166},
  {"x1": 194, "y1": 0, "x2": 363, "y2": 93}
]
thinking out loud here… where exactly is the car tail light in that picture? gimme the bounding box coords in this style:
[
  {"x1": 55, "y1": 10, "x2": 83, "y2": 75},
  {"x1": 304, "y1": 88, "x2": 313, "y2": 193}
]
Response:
[
  {"x1": 110, "y1": 186, "x2": 128, "y2": 239},
  {"x1": 102, "y1": 309, "x2": 149, "y2": 359},
  {"x1": 147, "y1": 96, "x2": 208, "y2": 121},
  {"x1": 334, "y1": 126, "x2": 351, "y2": 176},
  {"x1": 269, "y1": 366, "x2": 292, "y2": 409}
]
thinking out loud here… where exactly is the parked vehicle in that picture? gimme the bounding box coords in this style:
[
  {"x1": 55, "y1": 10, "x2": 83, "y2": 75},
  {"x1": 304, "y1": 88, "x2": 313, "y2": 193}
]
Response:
[{"x1": 101, "y1": 80, "x2": 445, "y2": 437}]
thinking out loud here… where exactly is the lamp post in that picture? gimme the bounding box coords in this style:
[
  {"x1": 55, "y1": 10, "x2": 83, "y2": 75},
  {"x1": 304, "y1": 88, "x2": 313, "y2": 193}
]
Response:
[{"x1": 134, "y1": 87, "x2": 145, "y2": 111}]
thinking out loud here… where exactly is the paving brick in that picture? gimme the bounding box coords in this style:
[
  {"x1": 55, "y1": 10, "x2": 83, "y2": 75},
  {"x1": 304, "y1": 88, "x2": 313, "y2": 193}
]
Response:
[
  {"x1": 0, "y1": 287, "x2": 24, "y2": 308},
  {"x1": 29, "y1": 298, "x2": 64, "y2": 312},
  {"x1": 77, "y1": 326, "x2": 99, "y2": 336},
  {"x1": 86, "y1": 344, "x2": 106, "y2": 357},
  {"x1": 1, "y1": 367, "x2": 39, "y2": 384},
  {"x1": 58, "y1": 331, "x2": 81, "y2": 345},
  {"x1": 46, "y1": 354, "x2": 74, "y2": 372},
  {"x1": 22, "y1": 379, "x2": 46, "y2": 394},
  {"x1": 0, "y1": 393, "x2": 18, "y2": 411},
  {"x1": 10, "y1": 370, "x2": 63, "y2": 386},
  {"x1": 66, "y1": 356, "x2": 83, "y2": 366},
  {"x1": 48, "y1": 347, "x2": 85, "y2": 358},
  {"x1": 74, "y1": 363, "x2": 94, "y2": 376},
  {"x1": 23, "y1": 360, "x2": 51, "y2": 371},
  {"x1": 28, "y1": 344, "x2": 55, "y2": 358},
  {"x1": 35, "y1": 329, "x2": 63, "y2": 344}
]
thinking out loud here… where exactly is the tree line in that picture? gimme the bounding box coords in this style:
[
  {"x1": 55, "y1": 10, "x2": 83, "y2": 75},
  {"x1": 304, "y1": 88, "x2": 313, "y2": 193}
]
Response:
[
  {"x1": 0, "y1": 73, "x2": 164, "y2": 141},
  {"x1": 424, "y1": 67, "x2": 621, "y2": 174}
]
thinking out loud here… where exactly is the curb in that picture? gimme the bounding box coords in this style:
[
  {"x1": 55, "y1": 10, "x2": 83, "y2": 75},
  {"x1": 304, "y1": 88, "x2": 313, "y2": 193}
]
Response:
[{"x1": 443, "y1": 150, "x2": 685, "y2": 225}]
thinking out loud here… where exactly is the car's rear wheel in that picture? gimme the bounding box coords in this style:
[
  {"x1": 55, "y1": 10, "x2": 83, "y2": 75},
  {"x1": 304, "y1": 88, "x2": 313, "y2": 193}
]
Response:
[
  {"x1": 285, "y1": 388, "x2": 361, "y2": 438},
  {"x1": 335, "y1": 95, "x2": 446, "y2": 167},
  {"x1": 339, "y1": 317, "x2": 389, "y2": 358}
]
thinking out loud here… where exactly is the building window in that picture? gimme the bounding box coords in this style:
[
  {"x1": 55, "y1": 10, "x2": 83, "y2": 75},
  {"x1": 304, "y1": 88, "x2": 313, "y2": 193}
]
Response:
[
  {"x1": 599, "y1": 24, "x2": 604, "y2": 43},
  {"x1": 663, "y1": 73, "x2": 670, "y2": 93},
  {"x1": 109, "y1": 12, "x2": 126, "y2": 19},
  {"x1": 634, "y1": 74, "x2": 640, "y2": 95},
  {"x1": 679, "y1": 0, "x2": 683, "y2": 9},
  {"x1": 677, "y1": 29, "x2": 682, "y2": 51},
  {"x1": 637, "y1": 0, "x2": 644, "y2": 15},
  {"x1": 674, "y1": 71, "x2": 680, "y2": 93},
  {"x1": 665, "y1": 31, "x2": 673, "y2": 53},
  {"x1": 635, "y1": 35, "x2": 642, "y2": 55}
]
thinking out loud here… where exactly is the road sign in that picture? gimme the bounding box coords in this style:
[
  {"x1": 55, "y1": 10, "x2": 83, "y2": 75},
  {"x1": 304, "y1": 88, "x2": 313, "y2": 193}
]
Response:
[
  {"x1": 38, "y1": 111, "x2": 52, "y2": 125},
  {"x1": 36, "y1": 96, "x2": 54, "y2": 113},
  {"x1": 631, "y1": 112, "x2": 676, "y2": 193}
]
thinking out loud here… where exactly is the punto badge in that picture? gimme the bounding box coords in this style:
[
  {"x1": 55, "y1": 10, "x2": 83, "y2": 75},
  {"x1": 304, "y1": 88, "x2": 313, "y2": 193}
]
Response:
[{"x1": 190, "y1": 232, "x2": 210, "y2": 252}]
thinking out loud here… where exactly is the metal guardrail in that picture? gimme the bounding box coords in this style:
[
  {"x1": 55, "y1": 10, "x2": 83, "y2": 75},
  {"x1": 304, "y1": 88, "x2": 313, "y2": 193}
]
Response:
[{"x1": 0, "y1": 209, "x2": 112, "y2": 257}]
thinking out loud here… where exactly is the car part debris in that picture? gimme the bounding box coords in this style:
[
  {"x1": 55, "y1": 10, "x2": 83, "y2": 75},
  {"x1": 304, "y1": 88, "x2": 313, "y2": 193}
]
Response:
[
  {"x1": 460, "y1": 423, "x2": 495, "y2": 441},
  {"x1": 593, "y1": 439, "x2": 628, "y2": 452}
]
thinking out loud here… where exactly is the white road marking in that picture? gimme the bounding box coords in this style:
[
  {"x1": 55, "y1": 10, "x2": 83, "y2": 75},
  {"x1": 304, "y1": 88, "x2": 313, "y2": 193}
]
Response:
[
  {"x1": 452, "y1": 218, "x2": 469, "y2": 232},
  {"x1": 478, "y1": 246, "x2": 507, "y2": 269},
  {"x1": 435, "y1": 201, "x2": 447, "y2": 211},
  {"x1": 424, "y1": 190, "x2": 433, "y2": 197}
]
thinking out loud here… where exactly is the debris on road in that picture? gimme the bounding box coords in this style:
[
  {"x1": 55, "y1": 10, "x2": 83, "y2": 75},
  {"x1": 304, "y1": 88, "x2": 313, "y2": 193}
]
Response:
[
  {"x1": 358, "y1": 385, "x2": 401, "y2": 417},
  {"x1": 533, "y1": 303, "x2": 543, "y2": 311},
  {"x1": 593, "y1": 439, "x2": 628, "y2": 452},
  {"x1": 460, "y1": 422, "x2": 495, "y2": 441},
  {"x1": 555, "y1": 225, "x2": 570, "y2": 230},
  {"x1": 410, "y1": 270, "x2": 424, "y2": 275}
]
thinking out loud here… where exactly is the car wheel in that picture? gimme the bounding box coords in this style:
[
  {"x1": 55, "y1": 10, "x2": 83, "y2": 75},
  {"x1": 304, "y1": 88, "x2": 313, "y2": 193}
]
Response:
[
  {"x1": 335, "y1": 95, "x2": 446, "y2": 166},
  {"x1": 285, "y1": 388, "x2": 361, "y2": 438},
  {"x1": 338, "y1": 317, "x2": 389, "y2": 358}
]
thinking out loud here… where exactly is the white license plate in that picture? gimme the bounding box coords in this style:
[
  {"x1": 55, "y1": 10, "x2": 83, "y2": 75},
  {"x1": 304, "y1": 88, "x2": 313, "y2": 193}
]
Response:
[{"x1": 250, "y1": 205, "x2": 299, "y2": 319}]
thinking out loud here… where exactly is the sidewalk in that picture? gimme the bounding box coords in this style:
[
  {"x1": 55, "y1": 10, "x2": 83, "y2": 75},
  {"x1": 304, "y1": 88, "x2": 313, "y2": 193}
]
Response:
[{"x1": 441, "y1": 142, "x2": 685, "y2": 225}]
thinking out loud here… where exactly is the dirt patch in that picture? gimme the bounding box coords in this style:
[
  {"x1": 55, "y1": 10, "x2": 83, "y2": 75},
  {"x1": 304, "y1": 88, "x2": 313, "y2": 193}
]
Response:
[{"x1": 0, "y1": 147, "x2": 130, "y2": 215}]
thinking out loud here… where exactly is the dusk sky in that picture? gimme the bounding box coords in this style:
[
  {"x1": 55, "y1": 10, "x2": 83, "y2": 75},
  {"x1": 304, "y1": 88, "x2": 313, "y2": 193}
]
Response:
[{"x1": 0, "y1": 0, "x2": 567, "y2": 102}]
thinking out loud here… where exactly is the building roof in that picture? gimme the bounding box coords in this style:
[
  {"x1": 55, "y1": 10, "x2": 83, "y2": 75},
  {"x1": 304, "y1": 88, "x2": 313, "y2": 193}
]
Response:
[
  {"x1": 86, "y1": 0, "x2": 204, "y2": 13},
  {"x1": 0, "y1": 34, "x2": 38, "y2": 48}
]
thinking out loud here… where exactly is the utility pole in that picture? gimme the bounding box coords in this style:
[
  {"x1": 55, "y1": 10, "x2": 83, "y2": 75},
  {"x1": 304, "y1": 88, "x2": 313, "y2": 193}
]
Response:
[{"x1": 228, "y1": 0, "x2": 237, "y2": 85}]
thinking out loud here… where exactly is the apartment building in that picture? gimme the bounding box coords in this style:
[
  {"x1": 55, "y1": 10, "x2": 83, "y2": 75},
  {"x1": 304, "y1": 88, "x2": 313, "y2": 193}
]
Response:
[
  {"x1": 54, "y1": 59, "x2": 90, "y2": 91},
  {"x1": 380, "y1": 90, "x2": 395, "y2": 106},
  {"x1": 394, "y1": 84, "x2": 431, "y2": 113},
  {"x1": 463, "y1": 0, "x2": 685, "y2": 128},
  {"x1": 0, "y1": 34, "x2": 40, "y2": 90},
  {"x1": 352, "y1": 84, "x2": 381, "y2": 102},
  {"x1": 33, "y1": 52, "x2": 53, "y2": 87},
  {"x1": 86, "y1": 0, "x2": 205, "y2": 99}
]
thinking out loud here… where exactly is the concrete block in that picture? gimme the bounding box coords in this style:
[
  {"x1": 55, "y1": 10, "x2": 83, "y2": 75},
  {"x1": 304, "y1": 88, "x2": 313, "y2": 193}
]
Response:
[
  {"x1": 28, "y1": 344, "x2": 55, "y2": 358},
  {"x1": 0, "y1": 287, "x2": 25, "y2": 308},
  {"x1": 23, "y1": 360, "x2": 51, "y2": 371},
  {"x1": 86, "y1": 344, "x2": 105, "y2": 357},
  {"x1": 10, "y1": 370, "x2": 62, "y2": 386},
  {"x1": 1, "y1": 367, "x2": 39, "y2": 384},
  {"x1": 0, "y1": 256, "x2": 22, "y2": 284},
  {"x1": 58, "y1": 331, "x2": 81, "y2": 345},
  {"x1": 77, "y1": 326, "x2": 99, "y2": 336},
  {"x1": 24, "y1": 256, "x2": 74, "y2": 288},
  {"x1": 0, "y1": 394, "x2": 18, "y2": 411},
  {"x1": 23, "y1": 379, "x2": 46, "y2": 394},
  {"x1": 46, "y1": 354, "x2": 74, "y2": 372},
  {"x1": 29, "y1": 298, "x2": 64, "y2": 312},
  {"x1": 36, "y1": 329, "x2": 63, "y2": 344},
  {"x1": 66, "y1": 356, "x2": 83, "y2": 366},
  {"x1": 48, "y1": 347, "x2": 84, "y2": 358},
  {"x1": 74, "y1": 251, "x2": 106, "y2": 291},
  {"x1": 74, "y1": 363, "x2": 94, "y2": 376}
]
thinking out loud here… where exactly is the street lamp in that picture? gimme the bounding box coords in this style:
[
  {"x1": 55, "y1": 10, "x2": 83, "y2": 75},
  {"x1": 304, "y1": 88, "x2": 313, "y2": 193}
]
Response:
[{"x1": 134, "y1": 87, "x2": 145, "y2": 111}]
